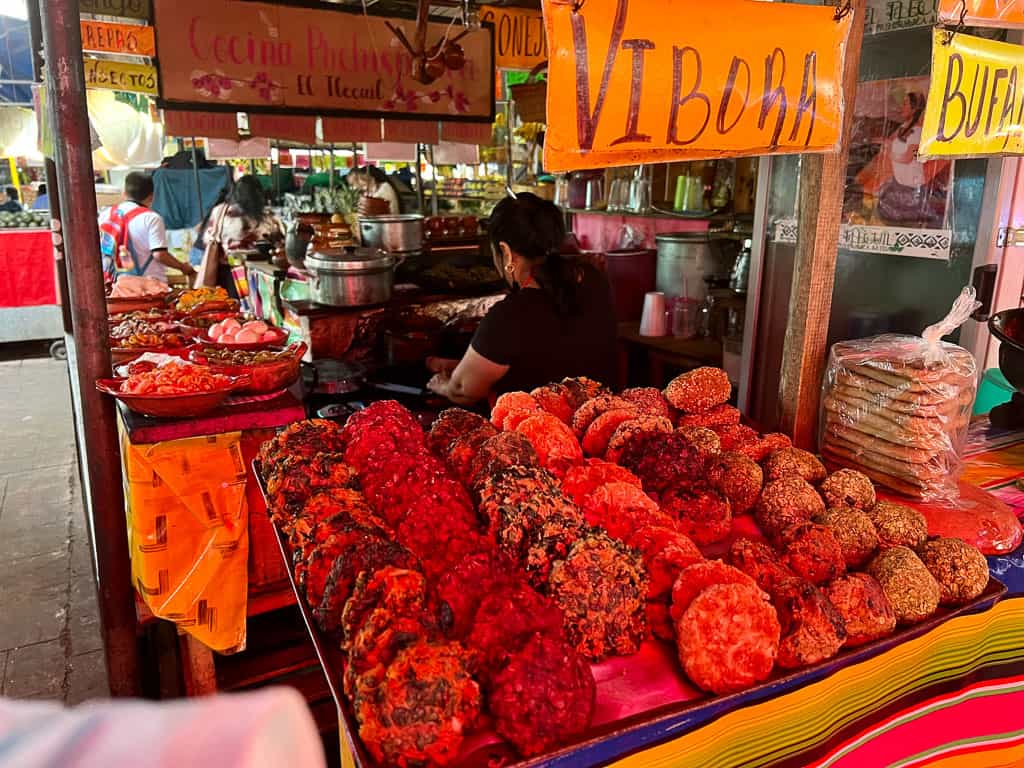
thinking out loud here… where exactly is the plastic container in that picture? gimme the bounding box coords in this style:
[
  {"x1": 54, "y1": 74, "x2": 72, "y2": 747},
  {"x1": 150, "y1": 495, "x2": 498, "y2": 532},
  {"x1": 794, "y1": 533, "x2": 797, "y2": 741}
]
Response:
[
  {"x1": 604, "y1": 248, "x2": 656, "y2": 321},
  {"x1": 974, "y1": 368, "x2": 1014, "y2": 415}
]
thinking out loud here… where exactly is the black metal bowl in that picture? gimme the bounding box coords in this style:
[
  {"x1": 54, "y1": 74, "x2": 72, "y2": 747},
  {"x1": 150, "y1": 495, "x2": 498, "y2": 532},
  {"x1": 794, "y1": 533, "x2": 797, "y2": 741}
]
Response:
[{"x1": 988, "y1": 308, "x2": 1024, "y2": 392}]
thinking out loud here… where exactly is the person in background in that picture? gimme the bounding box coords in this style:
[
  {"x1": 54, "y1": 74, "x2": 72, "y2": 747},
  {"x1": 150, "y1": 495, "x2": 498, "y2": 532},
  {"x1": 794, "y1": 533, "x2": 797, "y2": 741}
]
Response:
[
  {"x1": 31, "y1": 183, "x2": 48, "y2": 211},
  {"x1": 427, "y1": 193, "x2": 617, "y2": 405},
  {"x1": 346, "y1": 165, "x2": 401, "y2": 214},
  {"x1": 98, "y1": 172, "x2": 195, "y2": 282},
  {"x1": 202, "y1": 175, "x2": 284, "y2": 294},
  {"x1": 0, "y1": 186, "x2": 22, "y2": 213}
]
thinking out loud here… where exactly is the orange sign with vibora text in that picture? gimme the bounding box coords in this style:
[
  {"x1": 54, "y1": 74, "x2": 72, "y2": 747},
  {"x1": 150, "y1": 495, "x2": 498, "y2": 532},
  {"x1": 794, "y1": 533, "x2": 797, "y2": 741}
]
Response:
[
  {"x1": 939, "y1": 0, "x2": 1024, "y2": 27},
  {"x1": 542, "y1": 0, "x2": 854, "y2": 171}
]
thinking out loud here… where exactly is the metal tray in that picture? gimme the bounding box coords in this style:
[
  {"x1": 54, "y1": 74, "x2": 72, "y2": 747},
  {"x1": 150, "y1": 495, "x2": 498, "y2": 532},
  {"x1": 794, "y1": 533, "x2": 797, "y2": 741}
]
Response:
[{"x1": 253, "y1": 463, "x2": 1007, "y2": 768}]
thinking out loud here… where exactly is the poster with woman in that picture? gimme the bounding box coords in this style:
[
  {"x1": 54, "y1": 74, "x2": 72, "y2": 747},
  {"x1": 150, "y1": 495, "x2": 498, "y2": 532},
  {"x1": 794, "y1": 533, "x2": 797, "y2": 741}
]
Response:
[{"x1": 840, "y1": 76, "x2": 954, "y2": 260}]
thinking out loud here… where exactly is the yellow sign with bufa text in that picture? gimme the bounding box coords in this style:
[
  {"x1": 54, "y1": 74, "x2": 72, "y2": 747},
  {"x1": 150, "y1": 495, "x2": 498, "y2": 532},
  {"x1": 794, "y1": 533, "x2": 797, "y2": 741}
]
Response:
[
  {"x1": 84, "y1": 58, "x2": 158, "y2": 95},
  {"x1": 920, "y1": 30, "x2": 1024, "y2": 158}
]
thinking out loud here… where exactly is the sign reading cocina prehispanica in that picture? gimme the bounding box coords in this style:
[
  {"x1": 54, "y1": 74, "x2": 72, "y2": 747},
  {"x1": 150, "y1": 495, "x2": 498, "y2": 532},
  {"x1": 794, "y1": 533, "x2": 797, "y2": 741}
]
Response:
[
  {"x1": 920, "y1": 30, "x2": 1024, "y2": 158},
  {"x1": 541, "y1": 0, "x2": 854, "y2": 172},
  {"x1": 153, "y1": 0, "x2": 495, "y2": 122}
]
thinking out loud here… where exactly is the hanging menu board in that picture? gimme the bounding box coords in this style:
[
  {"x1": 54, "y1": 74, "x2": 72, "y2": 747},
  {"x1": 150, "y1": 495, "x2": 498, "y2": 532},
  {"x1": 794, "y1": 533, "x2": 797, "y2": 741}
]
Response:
[
  {"x1": 79, "y1": 0, "x2": 151, "y2": 20},
  {"x1": 152, "y1": 0, "x2": 495, "y2": 122},
  {"x1": 541, "y1": 0, "x2": 854, "y2": 172},
  {"x1": 938, "y1": 0, "x2": 1024, "y2": 27},
  {"x1": 919, "y1": 30, "x2": 1024, "y2": 157},
  {"x1": 84, "y1": 58, "x2": 158, "y2": 95},
  {"x1": 480, "y1": 5, "x2": 547, "y2": 70}
]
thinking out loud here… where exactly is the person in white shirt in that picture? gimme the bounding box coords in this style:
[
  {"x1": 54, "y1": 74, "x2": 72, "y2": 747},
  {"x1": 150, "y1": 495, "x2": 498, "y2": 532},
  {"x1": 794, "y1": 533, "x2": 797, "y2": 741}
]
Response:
[
  {"x1": 877, "y1": 91, "x2": 946, "y2": 227},
  {"x1": 99, "y1": 172, "x2": 195, "y2": 282}
]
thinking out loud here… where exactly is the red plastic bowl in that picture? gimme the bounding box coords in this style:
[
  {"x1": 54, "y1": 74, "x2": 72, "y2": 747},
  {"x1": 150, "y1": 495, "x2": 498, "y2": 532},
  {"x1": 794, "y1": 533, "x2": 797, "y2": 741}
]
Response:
[
  {"x1": 95, "y1": 374, "x2": 249, "y2": 418},
  {"x1": 189, "y1": 343, "x2": 307, "y2": 394},
  {"x1": 178, "y1": 311, "x2": 246, "y2": 337},
  {"x1": 200, "y1": 326, "x2": 289, "y2": 350}
]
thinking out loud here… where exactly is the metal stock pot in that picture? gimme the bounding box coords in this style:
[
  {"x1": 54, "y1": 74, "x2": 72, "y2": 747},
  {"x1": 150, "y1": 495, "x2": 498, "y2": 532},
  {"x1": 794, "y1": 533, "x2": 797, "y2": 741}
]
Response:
[
  {"x1": 359, "y1": 214, "x2": 424, "y2": 253},
  {"x1": 304, "y1": 246, "x2": 399, "y2": 307}
]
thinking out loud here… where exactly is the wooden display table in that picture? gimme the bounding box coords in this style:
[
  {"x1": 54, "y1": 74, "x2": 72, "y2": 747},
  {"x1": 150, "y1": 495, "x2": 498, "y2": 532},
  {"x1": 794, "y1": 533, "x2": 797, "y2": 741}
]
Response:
[{"x1": 617, "y1": 321, "x2": 723, "y2": 388}]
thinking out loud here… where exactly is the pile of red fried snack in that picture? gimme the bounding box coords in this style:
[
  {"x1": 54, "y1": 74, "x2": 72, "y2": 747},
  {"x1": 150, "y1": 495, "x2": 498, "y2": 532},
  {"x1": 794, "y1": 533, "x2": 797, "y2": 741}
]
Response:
[{"x1": 259, "y1": 366, "x2": 992, "y2": 767}]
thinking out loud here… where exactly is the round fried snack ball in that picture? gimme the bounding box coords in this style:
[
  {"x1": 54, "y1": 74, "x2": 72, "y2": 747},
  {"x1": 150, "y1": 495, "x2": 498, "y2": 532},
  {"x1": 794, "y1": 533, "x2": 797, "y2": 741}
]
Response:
[
  {"x1": 729, "y1": 538, "x2": 795, "y2": 594},
  {"x1": 492, "y1": 392, "x2": 540, "y2": 430},
  {"x1": 676, "y1": 426, "x2": 722, "y2": 459},
  {"x1": 756, "y1": 476, "x2": 825, "y2": 542},
  {"x1": 820, "y1": 469, "x2": 876, "y2": 510},
  {"x1": 868, "y1": 501, "x2": 928, "y2": 550},
  {"x1": 867, "y1": 546, "x2": 941, "y2": 624},
  {"x1": 620, "y1": 387, "x2": 674, "y2": 420},
  {"x1": 707, "y1": 451, "x2": 763, "y2": 515},
  {"x1": 549, "y1": 532, "x2": 648, "y2": 660},
  {"x1": 670, "y1": 560, "x2": 760, "y2": 623},
  {"x1": 664, "y1": 367, "x2": 732, "y2": 414},
  {"x1": 815, "y1": 506, "x2": 879, "y2": 569},
  {"x1": 661, "y1": 485, "x2": 732, "y2": 546},
  {"x1": 488, "y1": 633, "x2": 597, "y2": 758},
  {"x1": 825, "y1": 573, "x2": 896, "y2": 647},
  {"x1": 918, "y1": 537, "x2": 989, "y2": 606},
  {"x1": 779, "y1": 522, "x2": 846, "y2": 585},
  {"x1": 676, "y1": 583, "x2": 780, "y2": 695},
  {"x1": 355, "y1": 641, "x2": 481, "y2": 768},
  {"x1": 764, "y1": 448, "x2": 827, "y2": 485},
  {"x1": 571, "y1": 395, "x2": 636, "y2": 438},
  {"x1": 771, "y1": 577, "x2": 846, "y2": 669}
]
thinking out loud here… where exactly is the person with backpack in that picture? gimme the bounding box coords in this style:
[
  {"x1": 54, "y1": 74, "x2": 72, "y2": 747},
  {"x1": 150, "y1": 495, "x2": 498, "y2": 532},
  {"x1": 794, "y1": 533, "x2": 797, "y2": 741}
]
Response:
[{"x1": 99, "y1": 172, "x2": 195, "y2": 283}]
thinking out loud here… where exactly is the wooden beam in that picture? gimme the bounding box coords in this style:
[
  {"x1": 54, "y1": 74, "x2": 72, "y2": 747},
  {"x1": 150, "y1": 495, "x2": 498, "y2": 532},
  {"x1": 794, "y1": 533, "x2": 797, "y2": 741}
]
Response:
[{"x1": 778, "y1": 0, "x2": 867, "y2": 449}]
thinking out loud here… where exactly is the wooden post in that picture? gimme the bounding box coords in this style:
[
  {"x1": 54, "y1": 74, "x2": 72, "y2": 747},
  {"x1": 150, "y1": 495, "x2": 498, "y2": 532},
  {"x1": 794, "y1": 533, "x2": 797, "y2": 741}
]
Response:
[
  {"x1": 39, "y1": 0, "x2": 141, "y2": 695},
  {"x1": 778, "y1": 0, "x2": 867, "y2": 449}
]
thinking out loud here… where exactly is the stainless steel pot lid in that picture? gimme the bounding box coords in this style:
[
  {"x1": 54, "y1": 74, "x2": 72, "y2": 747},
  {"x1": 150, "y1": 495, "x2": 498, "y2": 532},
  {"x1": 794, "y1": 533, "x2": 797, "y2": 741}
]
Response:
[
  {"x1": 305, "y1": 245, "x2": 395, "y2": 271},
  {"x1": 655, "y1": 232, "x2": 713, "y2": 243}
]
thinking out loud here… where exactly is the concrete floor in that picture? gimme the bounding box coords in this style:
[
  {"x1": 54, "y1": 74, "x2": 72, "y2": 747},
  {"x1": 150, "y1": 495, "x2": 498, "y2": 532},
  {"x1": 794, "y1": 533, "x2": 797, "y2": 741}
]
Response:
[{"x1": 0, "y1": 348, "x2": 108, "y2": 703}]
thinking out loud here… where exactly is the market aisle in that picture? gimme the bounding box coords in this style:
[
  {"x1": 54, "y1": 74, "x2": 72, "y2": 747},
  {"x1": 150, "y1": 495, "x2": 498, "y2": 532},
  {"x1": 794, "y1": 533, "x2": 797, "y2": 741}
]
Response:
[{"x1": 0, "y1": 352, "x2": 107, "y2": 704}]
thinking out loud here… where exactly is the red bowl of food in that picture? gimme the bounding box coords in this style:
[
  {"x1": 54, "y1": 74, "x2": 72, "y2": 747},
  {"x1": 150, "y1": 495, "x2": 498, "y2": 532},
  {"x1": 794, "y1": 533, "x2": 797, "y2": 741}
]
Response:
[
  {"x1": 95, "y1": 371, "x2": 250, "y2": 418},
  {"x1": 109, "y1": 344, "x2": 195, "y2": 365},
  {"x1": 200, "y1": 325, "x2": 290, "y2": 350},
  {"x1": 179, "y1": 311, "x2": 246, "y2": 337},
  {"x1": 189, "y1": 343, "x2": 307, "y2": 394}
]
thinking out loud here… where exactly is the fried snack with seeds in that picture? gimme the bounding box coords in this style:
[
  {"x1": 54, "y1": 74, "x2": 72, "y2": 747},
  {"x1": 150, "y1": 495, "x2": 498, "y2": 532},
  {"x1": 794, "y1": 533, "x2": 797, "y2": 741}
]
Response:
[
  {"x1": 677, "y1": 404, "x2": 741, "y2": 430},
  {"x1": 815, "y1": 506, "x2": 879, "y2": 568},
  {"x1": 676, "y1": 426, "x2": 722, "y2": 459},
  {"x1": 779, "y1": 522, "x2": 846, "y2": 585},
  {"x1": 820, "y1": 468, "x2": 876, "y2": 510},
  {"x1": 560, "y1": 460, "x2": 643, "y2": 507},
  {"x1": 867, "y1": 500, "x2": 929, "y2": 550},
  {"x1": 354, "y1": 641, "x2": 481, "y2": 768},
  {"x1": 771, "y1": 577, "x2": 846, "y2": 668},
  {"x1": 664, "y1": 367, "x2": 732, "y2": 414},
  {"x1": 516, "y1": 413, "x2": 584, "y2": 477},
  {"x1": 469, "y1": 431, "x2": 539, "y2": 492},
  {"x1": 661, "y1": 485, "x2": 733, "y2": 546},
  {"x1": 428, "y1": 408, "x2": 488, "y2": 456},
  {"x1": 436, "y1": 550, "x2": 521, "y2": 639},
  {"x1": 867, "y1": 546, "x2": 941, "y2": 624},
  {"x1": 561, "y1": 377, "x2": 609, "y2": 410},
  {"x1": 604, "y1": 415, "x2": 674, "y2": 463},
  {"x1": 706, "y1": 451, "x2": 763, "y2": 515},
  {"x1": 620, "y1": 387, "x2": 674, "y2": 420},
  {"x1": 341, "y1": 567, "x2": 429, "y2": 651},
  {"x1": 729, "y1": 538, "x2": 795, "y2": 594},
  {"x1": 756, "y1": 476, "x2": 826, "y2": 543},
  {"x1": 531, "y1": 383, "x2": 576, "y2": 424},
  {"x1": 918, "y1": 537, "x2": 989, "y2": 605},
  {"x1": 617, "y1": 430, "x2": 704, "y2": 497},
  {"x1": 764, "y1": 447, "x2": 828, "y2": 484},
  {"x1": 571, "y1": 395, "x2": 636, "y2": 438},
  {"x1": 550, "y1": 532, "x2": 648, "y2": 660},
  {"x1": 581, "y1": 482, "x2": 671, "y2": 540},
  {"x1": 582, "y1": 408, "x2": 643, "y2": 458},
  {"x1": 446, "y1": 423, "x2": 499, "y2": 486},
  {"x1": 825, "y1": 573, "x2": 896, "y2": 647}
]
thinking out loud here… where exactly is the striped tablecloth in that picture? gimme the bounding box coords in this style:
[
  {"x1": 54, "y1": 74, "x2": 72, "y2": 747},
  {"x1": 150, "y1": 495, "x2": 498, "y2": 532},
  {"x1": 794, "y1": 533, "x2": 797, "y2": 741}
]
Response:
[{"x1": 600, "y1": 420, "x2": 1024, "y2": 768}]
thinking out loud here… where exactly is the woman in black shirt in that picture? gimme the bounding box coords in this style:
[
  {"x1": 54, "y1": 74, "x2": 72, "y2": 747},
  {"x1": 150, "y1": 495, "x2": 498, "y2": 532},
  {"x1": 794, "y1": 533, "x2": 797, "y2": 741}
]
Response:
[{"x1": 427, "y1": 194, "x2": 617, "y2": 405}]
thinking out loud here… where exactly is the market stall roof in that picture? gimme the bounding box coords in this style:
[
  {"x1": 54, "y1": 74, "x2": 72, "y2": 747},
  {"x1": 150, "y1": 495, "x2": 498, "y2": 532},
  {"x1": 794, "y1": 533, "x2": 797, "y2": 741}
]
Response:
[{"x1": 0, "y1": 14, "x2": 32, "y2": 107}]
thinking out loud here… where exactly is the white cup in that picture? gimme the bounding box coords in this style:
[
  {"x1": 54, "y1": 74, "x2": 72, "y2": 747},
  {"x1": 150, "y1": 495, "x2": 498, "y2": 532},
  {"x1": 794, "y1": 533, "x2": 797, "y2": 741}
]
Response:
[{"x1": 639, "y1": 291, "x2": 667, "y2": 337}]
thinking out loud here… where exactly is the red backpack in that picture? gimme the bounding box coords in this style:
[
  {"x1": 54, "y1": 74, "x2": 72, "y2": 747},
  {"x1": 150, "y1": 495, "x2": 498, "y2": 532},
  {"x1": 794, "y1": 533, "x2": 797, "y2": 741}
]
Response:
[{"x1": 99, "y1": 204, "x2": 153, "y2": 278}]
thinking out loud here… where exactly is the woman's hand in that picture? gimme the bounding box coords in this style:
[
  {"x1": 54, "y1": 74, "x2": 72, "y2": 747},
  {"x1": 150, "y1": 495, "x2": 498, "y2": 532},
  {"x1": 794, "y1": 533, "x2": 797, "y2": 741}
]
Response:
[
  {"x1": 426, "y1": 371, "x2": 452, "y2": 398},
  {"x1": 426, "y1": 357, "x2": 459, "y2": 376}
]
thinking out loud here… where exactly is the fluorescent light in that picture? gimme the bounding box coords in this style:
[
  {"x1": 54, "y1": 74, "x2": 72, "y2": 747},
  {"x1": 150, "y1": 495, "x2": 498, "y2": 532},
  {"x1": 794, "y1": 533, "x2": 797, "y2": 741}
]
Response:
[{"x1": 0, "y1": 0, "x2": 28, "y2": 20}]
